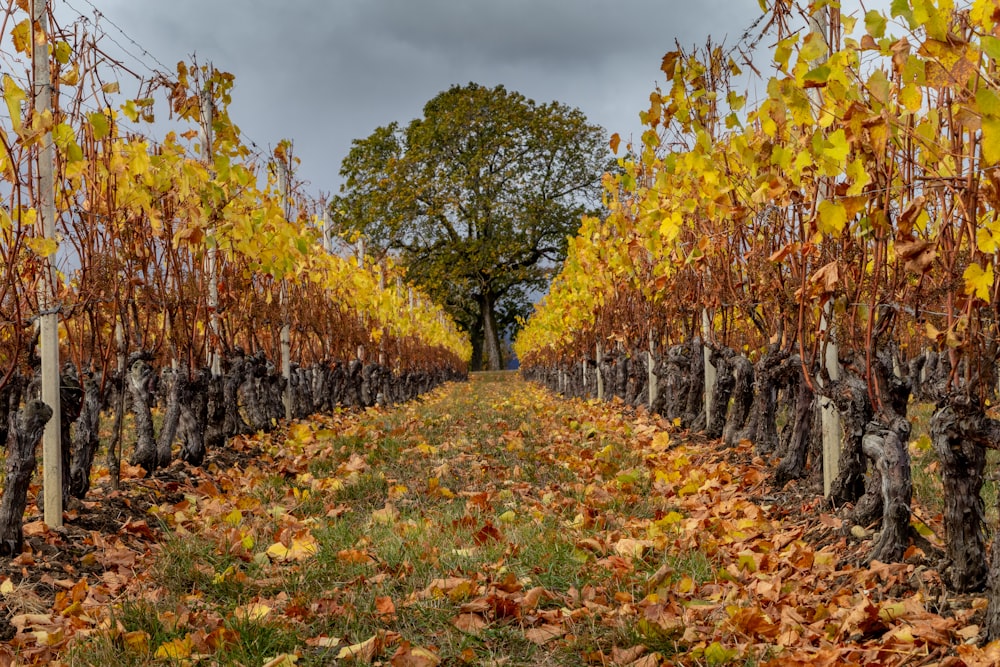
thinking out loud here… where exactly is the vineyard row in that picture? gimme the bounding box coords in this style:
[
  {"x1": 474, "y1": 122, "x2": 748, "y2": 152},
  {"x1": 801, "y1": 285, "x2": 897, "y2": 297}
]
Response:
[
  {"x1": 0, "y1": 3, "x2": 470, "y2": 553},
  {"x1": 517, "y1": 0, "x2": 1000, "y2": 642}
]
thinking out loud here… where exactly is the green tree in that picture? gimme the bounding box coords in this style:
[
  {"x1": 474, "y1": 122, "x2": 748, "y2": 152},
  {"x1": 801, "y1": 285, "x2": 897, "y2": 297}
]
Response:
[{"x1": 333, "y1": 83, "x2": 609, "y2": 370}]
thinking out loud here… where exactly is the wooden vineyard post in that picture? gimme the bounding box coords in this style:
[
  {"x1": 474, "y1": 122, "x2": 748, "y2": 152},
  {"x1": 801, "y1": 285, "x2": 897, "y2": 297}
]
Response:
[
  {"x1": 322, "y1": 209, "x2": 334, "y2": 253},
  {"x1": 33, "y1": 0, "x2": 62, "y2": 527},
  {"x1": 821, "y1": 303, "x2": 841, "y2": 496},
  {"x1": 201, "y1": 65, "x2": 222, "y2": 377},
  {"x1": 275, "y1": 153, "x2": 293, "y2": 421},
  {"x1": 702, "y1": 310, "x2": 716, "y2": 428},
  {"x1": 802, "y1": 5, "x2": 841, "y2": 497},
  {"x1": 596, "y1": 342, "x2": 604, "y2": 401},
  {"x1": 648, "y1": 329, "x2": 658, "y2": 409}
]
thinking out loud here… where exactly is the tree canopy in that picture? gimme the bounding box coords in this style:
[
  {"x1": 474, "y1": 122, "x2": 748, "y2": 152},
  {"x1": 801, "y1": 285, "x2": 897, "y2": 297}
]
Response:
[{"x1": 333, "y1": 83, "x2": 609, "y2": 370}]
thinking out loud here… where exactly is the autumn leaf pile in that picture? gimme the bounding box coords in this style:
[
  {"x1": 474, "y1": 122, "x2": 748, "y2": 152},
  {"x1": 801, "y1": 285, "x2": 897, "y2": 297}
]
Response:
[{"x1": 0, "y1": 373, "x2": 997, "y2": 665}]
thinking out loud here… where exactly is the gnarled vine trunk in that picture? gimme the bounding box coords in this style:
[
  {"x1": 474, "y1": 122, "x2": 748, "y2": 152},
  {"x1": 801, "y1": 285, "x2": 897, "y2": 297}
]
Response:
[
  {"x1": 863, "y1": 415, "x2": 912, "y2": 563},
  {"x1": 128, "y1": 353, "x2": 159, "y2": 474},
  {"x1": 69, "y1": 370, "x2": 102, "y2": 499},
  {"x1": 774, "y1": 365, "x2": 817, "y2": 487},
  {"x1": 0, "y1": 400, "x2": 52, "y2": 556},
  {"x1": 723, "y1": 354, "x2": 754, "y2": 446},
  {"x1": 705, "y1": 347, "x2": 736, "y2": 440},
  {"x1": 932, "y1": 395, "x2": 993, "y2": 593},
  {"x1": 824, "y1": 370, "x2": 871, "y2": 507},
  {"x1": 737, "y1": 347, "x2": 793, "y2": 455},
  {"x1": 178, "y1": 370, "x2": 208, "y2": 466},
  {"x1": 155, "y1": 368, "x2": 183, "y2": 469}
]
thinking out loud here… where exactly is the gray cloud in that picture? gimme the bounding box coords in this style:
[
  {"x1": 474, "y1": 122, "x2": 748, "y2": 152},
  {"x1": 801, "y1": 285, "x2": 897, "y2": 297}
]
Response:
[{"x1": 55, "y1": 0, "x2": 764, "y2": 195}]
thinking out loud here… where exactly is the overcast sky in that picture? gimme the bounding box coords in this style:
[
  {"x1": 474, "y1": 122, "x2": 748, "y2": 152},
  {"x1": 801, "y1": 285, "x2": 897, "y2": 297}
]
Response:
[{"x1": 51, "y1": 0, "x2": 768, "y2": 202}]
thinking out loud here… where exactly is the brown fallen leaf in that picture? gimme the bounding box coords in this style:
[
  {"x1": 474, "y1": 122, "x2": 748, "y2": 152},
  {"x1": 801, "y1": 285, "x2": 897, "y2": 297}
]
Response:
[
  {"x1": 452, "y1": 613, "x2": 488, "y2": 635},
  {"x1": 375, "y1": 595, "x2": 396, "y2": 618},
  {"x1": 338, "y1": 633, "x2": 382, "y2": 662},
  {"x1": 524, "y1": 624, "x2": 565, "y2": 645},
  {"x1": 611, "y1": 644, "x2": 646, "y2": 664},
  {"x1": 390, "y1": 640, "x2": 442, "y2": 667}
]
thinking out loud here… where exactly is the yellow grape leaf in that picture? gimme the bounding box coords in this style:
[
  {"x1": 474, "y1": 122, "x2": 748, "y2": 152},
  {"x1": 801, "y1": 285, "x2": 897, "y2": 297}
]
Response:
[
  {"x1": 705, "y1": 641, "x2": 738, "y2": 664},
  {"x1": 867, "y1": 69, "x2": 890, "y2": 104},
  {"x1": 212, "y1": 564, "x2": 235, "y2": 585},
  {"x1": 123, "y1": 631, "x2": 150, "y2": 651},
  {"x1": 87, "y1": 112, "x2": 110, "y2": 140},
  {"x1": 898, "y1": 84, "x2": 922, "y2": 112},
  {"x1": 26, "y1": 236, "x2": 58, "y2": 259},
  {"x1": 981, "y1": 117, "x2": 1000, "y2": 166},
  {"x1": 822, "y1": 129, "x2": 850, "y2": 166},
  {"x1": 154, "y1": 634, "x2": 194, "y2": 660},
  {"x1": 266, "y1": 531, "x2": 319, "y2": 562},
  {"x1": 798, "y1": 31, "x2": 827, "y2": 63},
  {"x1": 265, "y1": 542, "x2": 290, "y2": 560},
  {"x1": 10, "y1": 19, "x2": 30, "y2": 54},
  {"x1": 337, "y1": 634, "x2": 381, "y2": 662},
  {"x1": 261, "y1": 655, "x2": 298, "y2": 667},
  {"x1": 235, "y1": 602, "x2": 272, "y2": 622},
  {"x1": 865, "y1": 10, "x2": 887, "y2": 38},
  {"x1": 122, "y1": 99, "x2": 139, "y2": 122},
  {"x1": 3, "y1": 74, "x2": 26, "y2": 132},
  {"x1": 0, "y1": 579, "x2": 13, "y2": 594},
  {"x1": 983, "y1": 36, "x2": 1000, "y2": 61},
  {"x1": 224, "y1": 509, "x2": 243, "y2": 527},
  {"x1": 973, "y1": 0, "x2": 998, "y2": 30},
  {"x1": 34, "y1": 628, "x2": 65, "y2": 646},
  {"x1": 817, "y1": 200, "x2": 847, "y2": 235},
  {"x1": 976, "y1": 88, "x2": 1000, "y2": 118},
  {"x1": 963, "y1": 263, "x2": 994, "y2": 302},
  {"x1": 372, "y1": 503, "x2": 399, "y2": 525},
  {"x1": 52, "y1": 41, "x2": 72, "y2": 65},
  {"x1": 59, "y1": 64, "x2": 80, "y2": 86}
]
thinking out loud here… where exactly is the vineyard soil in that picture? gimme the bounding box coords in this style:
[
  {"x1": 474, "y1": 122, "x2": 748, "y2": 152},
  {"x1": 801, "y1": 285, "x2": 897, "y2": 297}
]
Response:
[{"x1": 0, "y1": 374, "x2": 997, "y2": 665}]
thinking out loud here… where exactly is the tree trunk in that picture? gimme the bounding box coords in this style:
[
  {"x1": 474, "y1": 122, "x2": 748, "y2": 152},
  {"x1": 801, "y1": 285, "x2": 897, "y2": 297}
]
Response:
[
  {"x1": 223, "y1": 353, "x2": 252, "y2": 437},
  {"x1": 204, "y1": 373, "x2": 227, "y2": 450},
  {"x1": 736, "y1": 347, "x2": 789, "y2": 455},
  {"x1": 825, "y1": 371, "x2": 872, "y2": 506},
  {"x1": 706, "y1": 347, "x2": 736, "y2": 440},
  {"x1": 683, "y1": 338, "x2": 705, "y2": 430},
  {"x1": 470, "y1": 321, "x2": 485, "y2": 372},
  {"x1": 987, "y1": 540, "x2": 1000, "y2": 641},
  {"x1": 106, "y1": 373, "x2": 126, "y2": 491},
  {"x1": 864, "y1": 415, "x2": 912, "y2": 563},
  {"x1": 723, "y1": 354, "x2": 754, "y2": 446},
  {"x1": 128, "y1": 354, "x2": 159, "y2": 474},
  {"x1": 69, "y1": 371, "x2": 102, "y2": 499},
  {"x1": 0, "y1": 376, "x2": 25, "y2": 457},
  {"x1": 155, "y1": 368, "x2": 183, "y2": 469},
  {"x1": 481, "y1": 291, "x2": 503, "y2": 371},
  {"x1": 774, "y1": 368, "x2": 816, "y2": 487},
  {"x1": 178, "y1": 369, "x2": 208, "y2": 466},
  {"x1": 931, "y1": 396, "x2": 991, "y2": 592},
  {"x1": 58, "y1": 364, "x2": 83, "y2": 506},
  {"x1": 0, "y1": 400, "x2": 52, "y2": 556}
]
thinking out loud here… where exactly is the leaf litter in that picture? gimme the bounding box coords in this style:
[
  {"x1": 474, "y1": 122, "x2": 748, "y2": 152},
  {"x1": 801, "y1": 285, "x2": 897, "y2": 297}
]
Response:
[{"x1": 0, "y1": 373, "x2": 993, "y2": 665}]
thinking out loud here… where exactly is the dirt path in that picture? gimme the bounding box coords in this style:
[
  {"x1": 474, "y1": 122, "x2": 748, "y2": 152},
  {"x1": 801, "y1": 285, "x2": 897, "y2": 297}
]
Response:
[{"x1": 0, "y1": 372, "x2": 993, "y2": 665}]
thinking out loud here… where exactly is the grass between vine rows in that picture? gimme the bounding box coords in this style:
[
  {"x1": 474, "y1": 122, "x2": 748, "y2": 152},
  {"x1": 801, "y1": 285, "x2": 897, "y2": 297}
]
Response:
[{"x1": 1, "y1": 372, "x2": 999, "y2": 665}]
